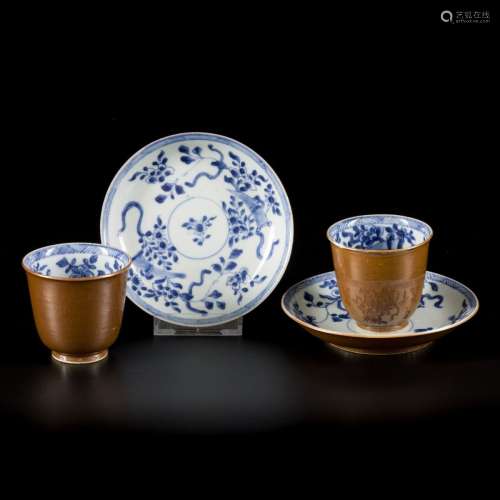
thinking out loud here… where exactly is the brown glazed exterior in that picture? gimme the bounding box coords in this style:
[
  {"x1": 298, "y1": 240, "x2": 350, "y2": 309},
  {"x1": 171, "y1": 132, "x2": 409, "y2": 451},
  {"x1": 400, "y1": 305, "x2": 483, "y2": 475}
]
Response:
[
  {"x1": 330, "y1": 241, "x2": 430, "y2": 332},
  {"x1": 23, "y1": 260, "x2": 130, "y2": 364},
  {"x1": 302, "y1": 324, "x2": 449, "y2": 355}
]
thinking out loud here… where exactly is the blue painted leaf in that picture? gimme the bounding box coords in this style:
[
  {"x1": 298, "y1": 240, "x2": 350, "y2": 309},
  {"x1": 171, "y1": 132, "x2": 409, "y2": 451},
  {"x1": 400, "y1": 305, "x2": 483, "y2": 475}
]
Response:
[
  {"x1": 175, "y1": 184, "x2": 185, "y2": 195},
  {"x1": 304, "y1": 291, "x2": 314, "y2": 303},
  {"x1": 161, "y1": 183, "x2": 173, "y2": 192},
  {"x1": 56, "y1": 258, "x2": 69, "y2": 268},
  {"x1": 319, "y1": 294, "x2": 334, "y2": 300},
  {"x1": 178, "y1": 145, "x2": 189, "y2": 154},
  {"x1": 228, "y1": 151, "x2": 240, "y2": 162},
  {"x1": 430, "y1": 282, "x2": 438, "y2": 292},
  {"x1": 216, "y1": 301, "x2": 226, "y2": 310},
  {"x1": 212, "y1": 263, "x2": 222, "y2": 273},
  {"x1": 204, "y1": 301, "x2": 214, "y2": 310},
  {"x1": 180, "y1": 155, "x2": 194, "y2": 164},
  {"x1": 209, "y1": 290, "x2": 222, "y2": 298},
  {"x1": 229, "y1": 248, "x2": 243, "y2": 259},
  {"x1": 180, "y1": 292, "x2": 193, "y2": 301},
  {"x1": 192, "y1": 146, "x2": 202, "y2": 155},
  {"x1": 225, "y1": 261, "x2": 237, "y2": 271},
  {"x1": 89, "y1": 254, "x2": 98, "y2": 264}
]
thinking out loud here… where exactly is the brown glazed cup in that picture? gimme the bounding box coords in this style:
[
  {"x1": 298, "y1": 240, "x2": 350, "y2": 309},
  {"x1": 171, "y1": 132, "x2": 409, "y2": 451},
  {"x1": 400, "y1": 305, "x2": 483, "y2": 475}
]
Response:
[
  {"x1": 22, "y1": 243, "x2": 131, "y2": 364},
  {"x1": 327, "y1": 215, "x2": 433, "y2": 332}
]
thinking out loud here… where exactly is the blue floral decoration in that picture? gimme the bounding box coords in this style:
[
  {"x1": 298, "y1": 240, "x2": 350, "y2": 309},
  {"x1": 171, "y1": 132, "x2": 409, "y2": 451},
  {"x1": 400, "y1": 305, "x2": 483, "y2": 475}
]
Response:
[
  {"x1": 340, "y1": 224, "x2": 416, "y2": 250},
  {"x1": 102, "y1": 133, "x2": 293, "y2": 327},
  {"x1": 182, "y1": 215, "x2": 217, "y2": 246},
  {"x1": 55, "y1": 255, "x2": 121, "y2": 278}
]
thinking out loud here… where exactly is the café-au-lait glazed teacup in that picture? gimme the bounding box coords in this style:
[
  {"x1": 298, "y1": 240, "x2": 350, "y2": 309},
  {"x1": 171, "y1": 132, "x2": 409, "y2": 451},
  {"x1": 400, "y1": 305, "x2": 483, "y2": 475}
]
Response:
[
  {"x1": 22, "y1": 243, "x2": 131, "y2": 364},
  {"x1": 327, "y1": 215, "x2": 433, "y2": 332}
]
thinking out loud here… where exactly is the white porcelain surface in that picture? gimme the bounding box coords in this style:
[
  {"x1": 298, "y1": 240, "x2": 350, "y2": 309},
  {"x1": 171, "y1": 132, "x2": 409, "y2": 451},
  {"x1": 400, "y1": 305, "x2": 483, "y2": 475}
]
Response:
[{"x1": 101, "y1": 133, "x2": 293, "y2": 326}]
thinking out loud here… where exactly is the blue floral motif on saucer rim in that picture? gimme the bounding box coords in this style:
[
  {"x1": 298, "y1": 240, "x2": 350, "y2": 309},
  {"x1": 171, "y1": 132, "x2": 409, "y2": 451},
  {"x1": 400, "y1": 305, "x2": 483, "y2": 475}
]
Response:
[
  {"x1": 22, "y1": 243, "x2": 131, "y2": 279},
  {"x1": 100, "y1": 132, "x2": 294, "y2": 326},
  {"x1": 281, "y1": 271, "x2": 479, "y2": 355}
]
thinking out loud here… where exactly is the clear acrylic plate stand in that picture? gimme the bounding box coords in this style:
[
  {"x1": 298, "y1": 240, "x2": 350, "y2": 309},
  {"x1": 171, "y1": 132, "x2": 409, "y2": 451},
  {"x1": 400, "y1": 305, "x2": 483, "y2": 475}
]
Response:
[{"x1": 153, "y1": 317, "x2": 243, "y2": 336}]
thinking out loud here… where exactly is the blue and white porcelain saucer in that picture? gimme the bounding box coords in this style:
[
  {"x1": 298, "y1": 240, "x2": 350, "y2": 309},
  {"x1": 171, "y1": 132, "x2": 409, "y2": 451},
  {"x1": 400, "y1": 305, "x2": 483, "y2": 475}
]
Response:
[
  {"x1": 282, "y1": 271, "x2": 479, "y2": 355},
  {"x1": 101, "y1": 133, "x2": 293, "y2": 326}
]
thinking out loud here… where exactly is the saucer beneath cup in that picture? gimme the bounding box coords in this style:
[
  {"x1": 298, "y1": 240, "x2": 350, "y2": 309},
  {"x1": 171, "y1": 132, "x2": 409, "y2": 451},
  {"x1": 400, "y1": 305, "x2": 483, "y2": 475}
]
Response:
[{"x1": 281, "y1": 271, "x2": 478, "y2": 355}]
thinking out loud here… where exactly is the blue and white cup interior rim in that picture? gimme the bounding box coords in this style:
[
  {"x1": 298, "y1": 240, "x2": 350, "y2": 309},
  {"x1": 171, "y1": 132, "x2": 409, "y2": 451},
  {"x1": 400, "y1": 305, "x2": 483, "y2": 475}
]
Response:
[
  {"x1": 327, "y1": 214, "x2": 433, "y2": 251},
  {"x1": 22, "y1": 242, "x2": 131, "y2": 279}
]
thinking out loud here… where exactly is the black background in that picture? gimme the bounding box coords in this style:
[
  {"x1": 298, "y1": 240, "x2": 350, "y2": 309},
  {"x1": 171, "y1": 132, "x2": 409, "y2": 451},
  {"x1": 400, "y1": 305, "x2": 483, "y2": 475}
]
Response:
[{"x1": 1, "y1": 6, "x2": 497, "y2": 479}]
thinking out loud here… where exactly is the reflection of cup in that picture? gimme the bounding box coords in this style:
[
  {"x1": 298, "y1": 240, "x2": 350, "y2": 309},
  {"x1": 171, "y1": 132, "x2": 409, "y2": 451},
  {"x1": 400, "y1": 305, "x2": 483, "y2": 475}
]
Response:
[
  {"x1": 22, "y1": 243, "x2": 131, "y2": 364},
  {"x1": 327, "y1": 215, "x2": 433, "y2": 332}
]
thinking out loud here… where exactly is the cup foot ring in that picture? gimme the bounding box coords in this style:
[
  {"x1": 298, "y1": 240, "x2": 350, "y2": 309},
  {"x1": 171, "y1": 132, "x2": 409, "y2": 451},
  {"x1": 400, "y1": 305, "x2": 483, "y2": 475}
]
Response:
[
  {"x1": 326, "y1": 341, "x2": 433, "y2": 356},
  {"x1": 51, "y1": 350, "x2": 108, "y2": 364},
  {"x1": 355, "y1": 321, "x2": 410, "y2": 333}
]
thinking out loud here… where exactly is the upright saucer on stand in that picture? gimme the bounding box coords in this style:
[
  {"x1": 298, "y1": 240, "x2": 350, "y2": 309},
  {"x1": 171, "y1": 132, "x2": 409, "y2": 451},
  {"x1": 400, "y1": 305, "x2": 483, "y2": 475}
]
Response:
[
  {"x1": 101, "y1": 133, "x2": 293, "y2": 327},
  {"x1": 281, "y1": 271, "x2": 478, "y2": 355}
]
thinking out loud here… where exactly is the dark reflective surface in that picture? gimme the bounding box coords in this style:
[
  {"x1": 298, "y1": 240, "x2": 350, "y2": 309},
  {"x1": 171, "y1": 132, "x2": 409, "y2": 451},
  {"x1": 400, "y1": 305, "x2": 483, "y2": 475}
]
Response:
[{"x1": 2, "y1": 306, "x2": 499, "y2": 440}]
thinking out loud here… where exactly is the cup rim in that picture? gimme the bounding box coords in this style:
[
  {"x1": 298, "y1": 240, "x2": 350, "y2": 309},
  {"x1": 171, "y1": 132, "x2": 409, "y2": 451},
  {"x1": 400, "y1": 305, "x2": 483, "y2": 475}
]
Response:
[
  {"x1": 22, "y1": 242, "x2": 132, "y2": 282},
  {"x1": 326, "y1": 213, "x2": 433, "y2": 253}
]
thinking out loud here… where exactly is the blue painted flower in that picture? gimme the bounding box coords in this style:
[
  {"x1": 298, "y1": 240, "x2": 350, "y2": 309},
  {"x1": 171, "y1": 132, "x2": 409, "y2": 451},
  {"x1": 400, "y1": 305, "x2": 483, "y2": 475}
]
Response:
[
  {"x1": 293, "y1": 302, "x2": 318, "y2": 325},
  {"x1": 223, "y1": 151, "x2": 268, "y2": 193},
  {"x1": 179, "y1": 144, "x2": 205, "y2": 165},
  {"x1": 182, "y1": 215, "x2": 217, "y2": 246},
  {"x1": 319, "y1": 279, "x2": 337, "y2": 290},
  {"x1": 385, "y1": 224, "x2": 416, "y2": 249},
  {"x1": 56, "y1": 254, "x2": 99, "y2": 277},
  {"x1": 226, "y1": 268, "x2": 250, "y2": 305},
  {"x1": 342, "y1": 225, "x2": 384, "y2": 249},
  {"x1": 104, "y1": 259, "x2": 121, "y2": 274},
  {"x1": 128, "y1": 268, "x2": 148, "y2": 296},
  {"x1": 138, "y1": 216, "x2": 178, "y2": 269},
  {"x1": 129, "y1": 150, "x2": 174, "y2": 184},
  {"x1": 222, "y1": 195, "x2": 256, "y2": 247},
  {"x1": 33, "y1": 262, "x2": 51, "y2": 276},
  {"x1": 264, "y1": 183, "x2": 281, "y2": 216},
  {"x1": 158, "y1": 181, "x2": 185, "y2": 201}
]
